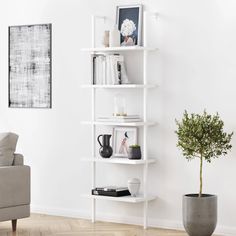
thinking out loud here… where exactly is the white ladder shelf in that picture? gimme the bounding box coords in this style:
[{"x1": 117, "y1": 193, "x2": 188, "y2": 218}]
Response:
[{"x1": 81, "y1": 11, "x2": 158, "y2": 229}]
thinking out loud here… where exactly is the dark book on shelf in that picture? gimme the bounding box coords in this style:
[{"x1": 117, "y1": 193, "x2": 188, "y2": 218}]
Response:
[{"x1": 92, "y1": 187, "x2": 131, "y2": 197}]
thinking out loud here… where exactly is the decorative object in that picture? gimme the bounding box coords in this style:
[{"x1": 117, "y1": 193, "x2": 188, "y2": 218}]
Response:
[
  {"x1": 9, "y1": 24, "x2": 52, "y2": 108},
  {"x1": 175, "y1": 110, "x2": 233, "y2": 236},
  {"x1": 113, "y1": 127, "x2": 137, "y2": 157},
  {"x1": 97, "y1": 134, "x2": 113, "y2": 158},
  {"x1": 127, "y1": 178, "x2": 140, "y2": 197},
  {"x1": 116, "y1": 5, "x2": 142, "y2": 46},
  {"x1": 128, "y1": 145, "x2": 141, "y2": 159},
  {"x1": 113, "y1": 94, "x2": 127, "y2": 116},
  {"x1": 109, "y1": 25, "x2": 120, "y2": 47},
  {"x1": 102, "y1": 30, "x2": 109, "y2": 47}
]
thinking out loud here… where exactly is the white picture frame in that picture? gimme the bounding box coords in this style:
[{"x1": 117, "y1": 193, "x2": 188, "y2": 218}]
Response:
[
  {"x1": 113, "y1": 127, "x2": 138, "y2": 157},
  {"x1": 116, "y1": 4, "x2": 143, "y2": 46}
]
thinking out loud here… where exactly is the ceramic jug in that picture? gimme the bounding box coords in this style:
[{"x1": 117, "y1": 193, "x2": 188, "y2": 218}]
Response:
[{"x1": 97, "y1": 134, "x2": 113, "y2": 158}]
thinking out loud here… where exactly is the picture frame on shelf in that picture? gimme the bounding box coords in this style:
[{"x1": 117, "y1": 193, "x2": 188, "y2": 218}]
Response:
[
  {"x1": 116, "y1": 4, "x2": 143, "y2": 46},
  {"x1": 113, "y1": 127, "x2": 138, "y2": 157}
]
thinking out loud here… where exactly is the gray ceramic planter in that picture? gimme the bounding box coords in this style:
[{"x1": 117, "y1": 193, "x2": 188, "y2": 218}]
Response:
[
  {"x1": 183, "y1": 194, "x2": 217, "y2": 236},
  {"x1": 128, "y1": 146, "x2": 141, "y2": 159}
]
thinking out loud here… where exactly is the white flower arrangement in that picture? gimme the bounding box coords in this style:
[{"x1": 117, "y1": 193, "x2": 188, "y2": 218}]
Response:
[{"x1": 120, "y1": 19, "x2": 136, "y2": 37}]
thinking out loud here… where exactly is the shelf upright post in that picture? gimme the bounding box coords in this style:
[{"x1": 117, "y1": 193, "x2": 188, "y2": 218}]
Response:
[
  {"x1": 90, "y1": 14, "x2": 106, "y2": 224},
  {"x1": 143, "y1": 10, "x2": 148, "y2": 230},
  {"x1": 91, "y1": 14, "x2": 96, "y2": 223}
]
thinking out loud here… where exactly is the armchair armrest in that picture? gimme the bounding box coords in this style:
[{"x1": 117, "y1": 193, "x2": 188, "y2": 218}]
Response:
[
  {"x1": 0, "y1": 166, "x2": 30, "y2": 208},
  {"x1": 13, "y1": 154, "x2": 24, "y2": 166}
]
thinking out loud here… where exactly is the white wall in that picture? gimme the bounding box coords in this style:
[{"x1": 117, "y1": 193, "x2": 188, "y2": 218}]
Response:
[{"x1": 1, "y1": 0, "x2": 236, "y2": 235}]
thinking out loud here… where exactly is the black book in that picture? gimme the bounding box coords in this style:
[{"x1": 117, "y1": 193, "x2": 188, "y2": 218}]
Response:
[
  {"x1": 95, "y1": 186, "x2": 128, "y2": 192},
  {"x1": 92, "y1": 188, "x2": 131, "y2": 197}
]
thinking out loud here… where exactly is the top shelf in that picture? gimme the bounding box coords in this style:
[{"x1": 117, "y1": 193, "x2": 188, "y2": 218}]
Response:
[{"x1": 81, "y1": 46, "x2": 158, "y2": 53}]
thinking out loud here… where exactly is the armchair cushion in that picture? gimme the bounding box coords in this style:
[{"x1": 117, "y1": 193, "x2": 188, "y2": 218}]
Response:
[{"x1": 0, "y1": 133, "x2": 18, "y2": 166}]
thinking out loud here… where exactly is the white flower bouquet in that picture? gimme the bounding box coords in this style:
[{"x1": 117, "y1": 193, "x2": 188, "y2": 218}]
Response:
[{"x1": 120, "y1": 19, "x2": 136, "y2": 37}]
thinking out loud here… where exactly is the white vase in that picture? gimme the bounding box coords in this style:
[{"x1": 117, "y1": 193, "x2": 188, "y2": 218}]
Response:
[
  {"x1": 128, "y1": 178, "x2": 140, "y2": 197},
  {"x1": 102, "y1": 30, "x2": 109, "y2": 47},
  {"x1": 109, "y1": 25, "x2": 120, "y2": 47}
]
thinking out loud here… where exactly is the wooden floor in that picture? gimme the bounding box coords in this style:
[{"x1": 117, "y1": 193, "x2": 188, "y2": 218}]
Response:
[{"x1": 0, "y1": 214, "x2": 189, "y2": 236}]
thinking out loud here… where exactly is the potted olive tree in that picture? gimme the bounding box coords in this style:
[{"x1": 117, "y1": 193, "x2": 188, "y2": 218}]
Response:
[{"x1": 175, "y1": 110, "x2": 233, "y2": 236}]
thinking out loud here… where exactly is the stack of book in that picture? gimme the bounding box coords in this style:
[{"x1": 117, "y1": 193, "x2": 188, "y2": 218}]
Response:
[
  {"x1": 97, "y1": 115, "x2": 142, "y2": 123},
  {"x1": 92, "y1": 186, "x2": 131, "y2": 197},
  {"x1": 92, "y1": 54, "x2": 129, "y2": 85}
]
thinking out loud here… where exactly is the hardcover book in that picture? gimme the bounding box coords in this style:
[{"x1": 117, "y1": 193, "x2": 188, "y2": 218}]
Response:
[{"x1": 92, "y1": 187, "x2": 131, "y2": 197}]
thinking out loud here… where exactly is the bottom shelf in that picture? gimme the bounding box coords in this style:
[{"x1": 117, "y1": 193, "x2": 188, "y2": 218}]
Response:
[{"x1": 82, "y1": 194, "x2": 157, "y2": 203}]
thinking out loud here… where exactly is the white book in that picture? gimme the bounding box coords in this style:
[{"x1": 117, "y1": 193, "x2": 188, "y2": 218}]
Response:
[
  {"x1": 98, "y1": 57, "x2": 102, "y2": 85},
  {"x1": 97, "y1": 118, "x2": 142, "y2": 123},
  {"x1": 105, "y1": 56, "x2": 111, "y2": 84},
  {"x1": 113, "y1": 115, "x2": 140, "y2": 119},
  {"x1": 99, "y1": 57, "x2": 102, "y2": 85},
  {"x1": 97, "y1": 115, "x2": 142, "y2": 122},
  {"x1": 93, "y1": 55, "x2": 106, "y2": 85},
  {"x1": 113, "y1": 55, "x2": 124, "y2": 85},
  {"x1": 96, "y1": 57, "x2": 101, "y2": 84},
  {"x1": 120, "y1": 61, "x2": 129, "y2": 84},
  {"x1": 97, "y1": 54, "x2": 129, "y2": 85},
  {"x1": 95, "y1": 57, "x2": 98, "y2": 84},
  {"x1": 99, "y1": 56, "x2": 104, "y2": 85},
  {"x1": 98, "y1": 115, "x2": 140, "y2": 119},
  {"x1": 105, "y1": 54, "x2": 128, "y2": 85},
  {"x1": 103, "y1": 56, "x2": 106, "y2": 85},
  {"x1": 101, "y1": 56, "x2": 106, "y2": 85},
  {"x1": 109, "y1": 55, "x2": 116, "y2": 84}
]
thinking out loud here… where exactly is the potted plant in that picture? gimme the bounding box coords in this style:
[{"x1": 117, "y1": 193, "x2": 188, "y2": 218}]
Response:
[
  {"x1": 175, "y1": 110, "x2": 233, "y2": 236},
  {"x1": 128, "y1": 145, "x2": 142, "y2": 160}
]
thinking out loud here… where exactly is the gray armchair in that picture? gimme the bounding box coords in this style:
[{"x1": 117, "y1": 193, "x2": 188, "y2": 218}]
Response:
[{"x1": 0, "y1": 154, "x2": 30, "y2": 231}]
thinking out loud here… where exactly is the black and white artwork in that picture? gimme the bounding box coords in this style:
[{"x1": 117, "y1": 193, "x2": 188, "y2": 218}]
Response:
[
  {"x1": 116, "y1": 5, "x2": 142, "y2": 46},
  {"x1": 9, "y1": 24, "x2": 52, "y2": 108}
]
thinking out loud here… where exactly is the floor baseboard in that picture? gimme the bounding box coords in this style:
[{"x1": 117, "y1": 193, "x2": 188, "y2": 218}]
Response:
[{"x1": 31, "y1": 205, "x2": 236, "y2": 236}]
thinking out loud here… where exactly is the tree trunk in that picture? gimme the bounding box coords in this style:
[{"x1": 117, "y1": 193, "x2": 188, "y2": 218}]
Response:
[{"x1": 199, "y1": 155, "x2": 203, "y2": 197}]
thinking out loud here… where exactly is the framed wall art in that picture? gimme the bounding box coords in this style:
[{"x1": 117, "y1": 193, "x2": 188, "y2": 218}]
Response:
[
  {"x1": 113, "y1": 127, "x2": 138, "y2": 157},
  {"x1": 9, "y1": 24, "x2": 52, "y2": 108},
  {"x1": 116, "y1": 4, "x2": 143, "y2": 46}
]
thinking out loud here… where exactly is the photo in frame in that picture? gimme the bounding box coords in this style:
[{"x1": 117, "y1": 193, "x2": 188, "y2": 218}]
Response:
[
  {"x1": 9, "y1": 24, "x2": 52, "y2": 108},
  {"x1": 116, "y1": 4, "x2": 143, "y2": 46},
  {"x1": 113, "y1": 127, "x2": 138, "y2": 157}
]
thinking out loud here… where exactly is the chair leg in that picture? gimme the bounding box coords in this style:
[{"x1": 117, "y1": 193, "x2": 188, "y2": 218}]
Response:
[{"x1": 12, "y1": 219, "x2": 17, "y2": 231}]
